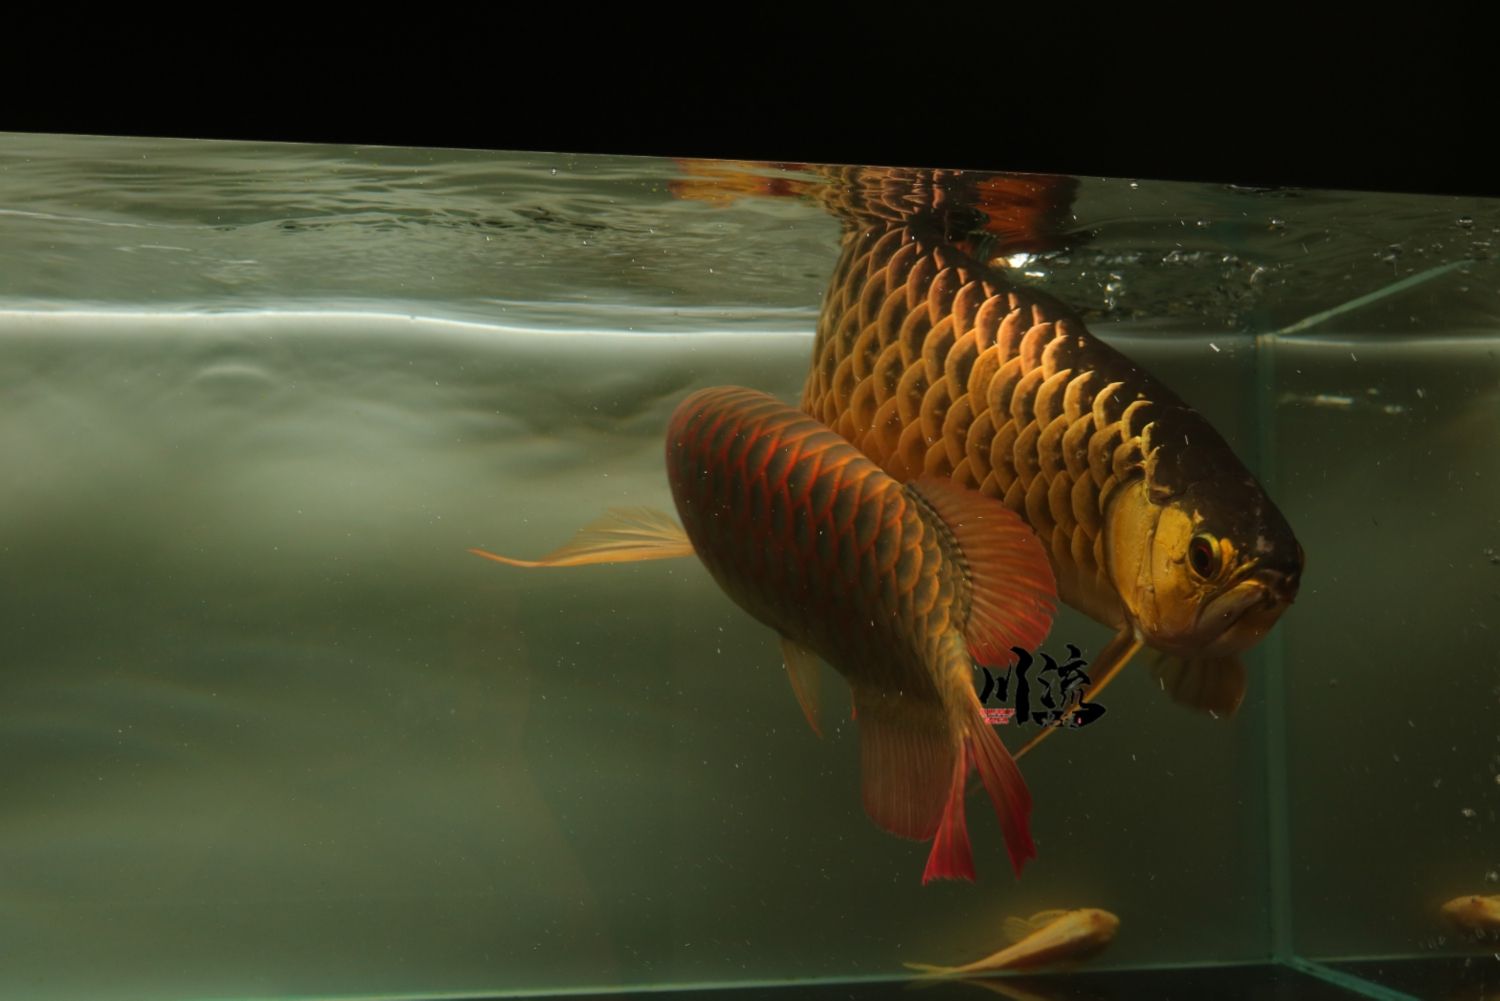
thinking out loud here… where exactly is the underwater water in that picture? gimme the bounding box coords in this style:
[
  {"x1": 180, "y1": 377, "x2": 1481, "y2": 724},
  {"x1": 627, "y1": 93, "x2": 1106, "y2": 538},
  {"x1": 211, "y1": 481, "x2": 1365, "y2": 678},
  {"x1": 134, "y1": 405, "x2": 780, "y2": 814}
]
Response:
[{"x1": 0, "y1": 133, "x2": 1496, "y2": 1001}]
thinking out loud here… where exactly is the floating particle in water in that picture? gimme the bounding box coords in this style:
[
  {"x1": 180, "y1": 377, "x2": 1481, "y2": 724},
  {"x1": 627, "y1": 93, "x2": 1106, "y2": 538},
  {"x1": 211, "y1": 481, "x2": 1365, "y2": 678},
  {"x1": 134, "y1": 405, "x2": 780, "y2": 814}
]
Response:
[
  {"x1": 1103, "y1": 273, "x2": 1126, "y2": 309},
  {"x1": 1483, "y1": 547, "x2": 1500, "y2": 566},
  {"x1": 1209, "y1": 342, "x2": 1220, "y2": 353},
  {"x1": 1269, "y1": 218, "x2": 1286, "y2": 232},
  {"x1": 1457, "y1": 216, "x2": 1475, "y2": 229},
  {"x1": 1486, "y1": 870, "x2": 1500, "y2": 883},
  {"x1": 1310, "y1": 394, "x2": 1355, "y2": 409},
  {"x1": 1462, "y1": 808, "x2": 1478, "y2": 819},
  {"x1": 1416, "y1": 387, "x2": 1426, "y2": 399}
]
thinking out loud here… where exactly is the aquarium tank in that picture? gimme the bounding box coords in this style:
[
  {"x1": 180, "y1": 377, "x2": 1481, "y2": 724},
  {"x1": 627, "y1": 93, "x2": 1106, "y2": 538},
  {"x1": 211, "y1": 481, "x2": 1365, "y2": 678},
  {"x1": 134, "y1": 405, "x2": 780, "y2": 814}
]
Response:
[{"x1": 0, "y1": 132, "x2": 1496, "y2": 1001}]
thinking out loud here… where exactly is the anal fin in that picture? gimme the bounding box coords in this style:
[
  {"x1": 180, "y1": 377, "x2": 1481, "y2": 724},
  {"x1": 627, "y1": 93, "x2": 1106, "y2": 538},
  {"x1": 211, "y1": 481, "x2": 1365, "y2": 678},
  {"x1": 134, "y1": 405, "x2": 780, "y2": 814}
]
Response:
[
  {"x1": 1148, "y1": 652, "x2": 1247, "y2": 717},
  {"x1": 852, "y1": 688, "x2": 954, "y2": 844}
]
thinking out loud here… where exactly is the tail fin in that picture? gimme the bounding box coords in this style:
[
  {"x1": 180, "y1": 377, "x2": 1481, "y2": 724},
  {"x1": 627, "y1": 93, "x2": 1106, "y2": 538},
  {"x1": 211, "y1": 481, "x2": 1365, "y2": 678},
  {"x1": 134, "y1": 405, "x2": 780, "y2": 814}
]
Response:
[
  {"x1": 963, "y1": 687, "x2": 1036, "y2": 877},
  {"x1": 469, "y1": 507, "x2": 693, "y2": 568},
  {"x1": 921, "y1": 747, "x2": 976, "y2": 883},
  {"x1": 667, "y1": 159, "x2": 813, "y2": 206},
  {"x1": 921, "y1": 663, "x2": 1036, "y2": 883},
  {"x1": 902, "y1": 961, "x2": 960, "y2": 977}
]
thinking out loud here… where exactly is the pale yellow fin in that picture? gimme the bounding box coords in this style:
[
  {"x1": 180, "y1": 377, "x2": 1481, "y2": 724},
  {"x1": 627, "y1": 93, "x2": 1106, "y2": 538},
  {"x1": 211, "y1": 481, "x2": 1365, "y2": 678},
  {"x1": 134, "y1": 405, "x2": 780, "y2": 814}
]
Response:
[
  {"x1": 1014, "y1": 628, "x2": 1141, "y2": 761},
  {"x1": 902, "y1": 961, "x2": 959, "y2": 977},
  {"x1": 468, "y1": 507, "x2": 693, "y2": 568},
  {"x1": 779, "y1": 636, "x2": 823, "y2": 738},
  {"x1": 1148, "y1": 652, "x2": 1247, "y2": 717},
  {"x1": 1026, "y1": 908, "x2": 1071, "y2": 927},
  {"x1": 1002, "y1": 916, "x2": 1038, "y2": 944}
]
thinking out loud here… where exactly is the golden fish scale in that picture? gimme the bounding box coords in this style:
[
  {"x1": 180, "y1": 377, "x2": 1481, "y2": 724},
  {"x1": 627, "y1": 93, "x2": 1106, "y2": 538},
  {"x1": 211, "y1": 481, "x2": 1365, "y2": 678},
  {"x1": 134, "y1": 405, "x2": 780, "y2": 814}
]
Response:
[
  {"x1": 668, "y1": 387, "x2": 970, "y2": 700},
  {"x1": 801, "y1": 226, "x2": 1153, "y2": 625}
]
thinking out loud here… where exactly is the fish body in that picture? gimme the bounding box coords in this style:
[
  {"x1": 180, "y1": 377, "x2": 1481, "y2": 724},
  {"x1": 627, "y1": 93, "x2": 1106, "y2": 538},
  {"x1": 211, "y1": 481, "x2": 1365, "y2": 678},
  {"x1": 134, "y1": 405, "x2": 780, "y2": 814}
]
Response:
[
  {"x1": 1441, "y1": 894, "x2": 1500, "y2": 933},
  {"x1": 474, "y1": 386, "x2": 1058, "y2": 881},
  {"x1": 797, "y1": 169, "x2": 1304, "y2": 725},
  {"x1": 906, "y1": 907, "x2": 1120, "y2": 976},
  {"x1": 665, "y1": 387, "x2": 1055, "y2": 879}
]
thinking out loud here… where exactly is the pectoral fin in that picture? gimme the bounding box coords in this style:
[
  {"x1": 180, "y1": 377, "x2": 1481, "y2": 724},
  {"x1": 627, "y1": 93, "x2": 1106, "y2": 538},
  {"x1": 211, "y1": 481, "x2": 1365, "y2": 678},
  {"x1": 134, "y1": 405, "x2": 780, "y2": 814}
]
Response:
[
  {"x1": 1148, "y1": 652, "x2": 1247, "y2": 717},
  {"x1": 1014, "y1": 628, "x2": 1141, "y2": 761},
  {"x1": 779, "y1": 636, "x2": 823, "y2": 738},
  {"x1": 468, "y1": 507, "x2": 693, "y2": 568}
]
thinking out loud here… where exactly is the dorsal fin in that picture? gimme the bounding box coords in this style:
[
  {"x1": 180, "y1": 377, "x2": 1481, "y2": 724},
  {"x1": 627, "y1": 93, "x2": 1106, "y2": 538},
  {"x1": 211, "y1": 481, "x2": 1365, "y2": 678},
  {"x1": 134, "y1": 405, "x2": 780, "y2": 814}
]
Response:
[
  {"x1": 905, "y1": 478, "x2": 1057, "y2": 667},
  {"x1": 1027, "y1": 909, "x2": 1071, "y2": 927},
  {"x1": 1002, "y1": 916, "x2": 1037, "y2": 944}
]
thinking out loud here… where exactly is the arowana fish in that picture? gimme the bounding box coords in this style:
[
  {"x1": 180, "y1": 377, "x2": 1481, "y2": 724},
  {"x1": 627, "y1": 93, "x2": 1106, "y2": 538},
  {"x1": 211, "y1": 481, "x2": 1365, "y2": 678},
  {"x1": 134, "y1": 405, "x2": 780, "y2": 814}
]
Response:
[
  {"x1": 905, "y1": 907, "x2": 1120, "y2": 976},
  {"x1": 473, "y1": 386, "x2": 1058, "y2": 880},
  {"x1": 782, "y1": 166, "x2": 1305, "y2": 750}
]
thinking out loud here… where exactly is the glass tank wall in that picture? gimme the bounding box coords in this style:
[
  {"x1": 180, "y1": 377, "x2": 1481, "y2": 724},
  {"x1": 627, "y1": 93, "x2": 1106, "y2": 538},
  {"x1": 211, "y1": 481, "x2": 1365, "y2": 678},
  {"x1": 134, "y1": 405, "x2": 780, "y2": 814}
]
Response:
[{"x1": 0, "y1": 133, "x2": 1495, "y2": 1001}]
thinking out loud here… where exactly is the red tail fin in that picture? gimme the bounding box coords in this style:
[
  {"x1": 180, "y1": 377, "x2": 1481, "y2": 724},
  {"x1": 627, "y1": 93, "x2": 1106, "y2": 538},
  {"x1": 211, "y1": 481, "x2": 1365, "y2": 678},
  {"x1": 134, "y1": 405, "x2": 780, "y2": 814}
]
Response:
[
  {"x1": 922, "y1": 691, "x2": 1036, "y2": 883},
  {"x1": 921, "y1": 748, "x2": 975, "y2": 883},
  {"x1": 966, "y1": 688, "x2": 1036, "y2": 876}
]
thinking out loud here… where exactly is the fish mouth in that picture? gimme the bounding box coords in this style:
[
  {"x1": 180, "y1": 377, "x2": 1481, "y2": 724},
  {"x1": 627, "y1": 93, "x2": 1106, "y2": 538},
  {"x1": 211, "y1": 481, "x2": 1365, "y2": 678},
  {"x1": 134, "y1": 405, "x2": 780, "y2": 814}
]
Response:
[{"x1": 1197, "y1": 566, "x2": 1299, "y2": 652}]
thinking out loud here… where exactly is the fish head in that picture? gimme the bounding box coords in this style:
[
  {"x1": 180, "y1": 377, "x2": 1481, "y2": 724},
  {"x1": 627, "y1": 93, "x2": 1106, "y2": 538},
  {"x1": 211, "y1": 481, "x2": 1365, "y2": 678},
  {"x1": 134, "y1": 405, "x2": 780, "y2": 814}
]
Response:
[
  {"x1": 1104, "y1": 473, "x2": 1303, "y2": 657},
  {"x1": 1076, "y1": 908, "x2": 1121, "y2": 945},
  {"x1": 1441, "y1": 894, "x2": 1500, "y2": 931}
]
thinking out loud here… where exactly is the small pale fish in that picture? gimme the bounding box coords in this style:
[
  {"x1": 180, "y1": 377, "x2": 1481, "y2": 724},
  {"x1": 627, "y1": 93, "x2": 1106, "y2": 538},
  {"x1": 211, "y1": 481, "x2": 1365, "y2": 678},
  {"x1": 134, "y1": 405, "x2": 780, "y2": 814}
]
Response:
[
  {"x1": 905, "y1": 907, "x2": 1120, "y2": 976},
  {"x1": 474, "y1": 387, "x2": 1058, "y2": 882},
  {"x1": 1441, "y1": 894, "x2": 1500, "y2": 934}
]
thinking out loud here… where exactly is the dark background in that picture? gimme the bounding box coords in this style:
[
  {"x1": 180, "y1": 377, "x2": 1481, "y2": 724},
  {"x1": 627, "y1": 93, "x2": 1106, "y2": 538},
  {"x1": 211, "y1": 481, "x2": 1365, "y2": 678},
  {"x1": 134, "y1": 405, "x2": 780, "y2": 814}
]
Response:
[{"x1": 6, "y1": 25, "x2": 1486, "y2": 198}]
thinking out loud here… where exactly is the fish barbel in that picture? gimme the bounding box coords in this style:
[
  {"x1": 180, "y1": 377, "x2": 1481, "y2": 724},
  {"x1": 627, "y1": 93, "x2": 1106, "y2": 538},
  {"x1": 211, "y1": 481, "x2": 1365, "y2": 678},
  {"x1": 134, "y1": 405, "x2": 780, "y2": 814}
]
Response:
[{"x1": 789, "y1": 167, "x2": 1305, "y2": 739}]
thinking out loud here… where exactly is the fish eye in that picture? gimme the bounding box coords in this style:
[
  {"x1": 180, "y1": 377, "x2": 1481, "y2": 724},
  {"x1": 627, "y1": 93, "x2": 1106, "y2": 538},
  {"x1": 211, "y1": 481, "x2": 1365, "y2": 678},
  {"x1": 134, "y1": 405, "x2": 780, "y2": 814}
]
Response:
[{"x1": 1188, "y1": 533, "x2": 1220, "y2": 579}]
